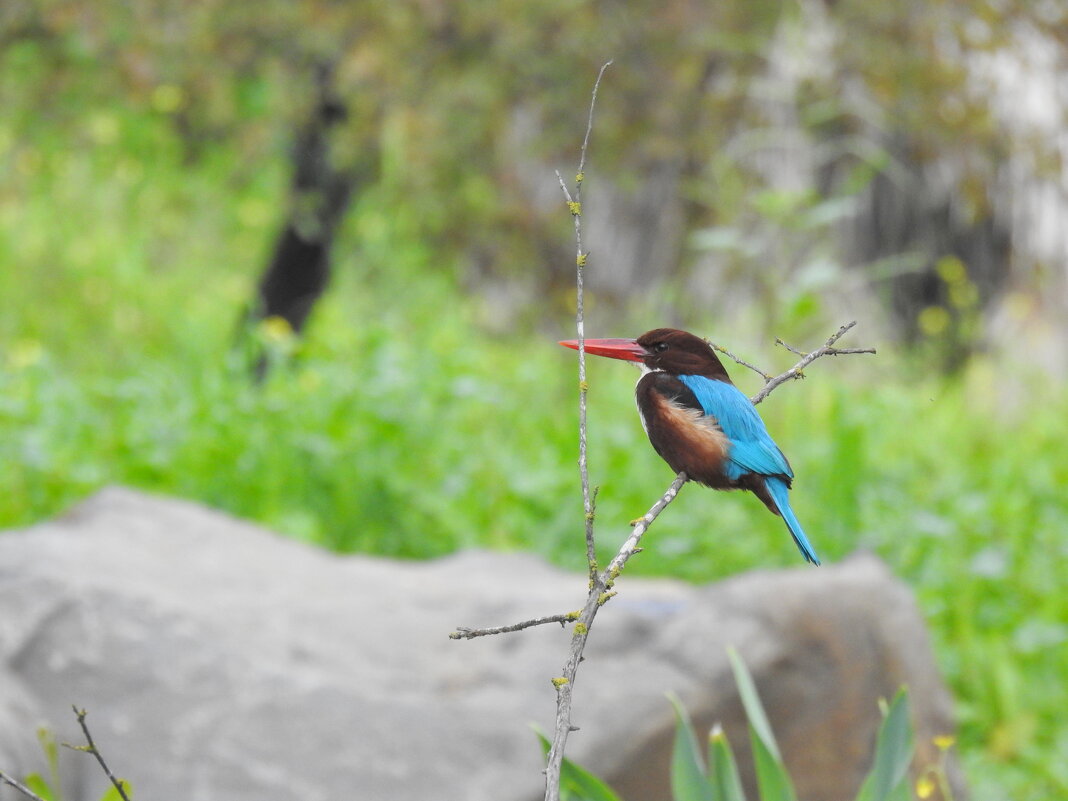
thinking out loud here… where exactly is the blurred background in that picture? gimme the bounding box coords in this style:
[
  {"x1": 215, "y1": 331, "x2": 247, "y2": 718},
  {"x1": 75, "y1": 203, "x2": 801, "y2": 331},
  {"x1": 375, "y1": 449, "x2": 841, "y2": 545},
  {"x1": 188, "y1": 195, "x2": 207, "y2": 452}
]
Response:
[{"x1": 1, "y1": 1, "x2": 1066, "y2": 798}]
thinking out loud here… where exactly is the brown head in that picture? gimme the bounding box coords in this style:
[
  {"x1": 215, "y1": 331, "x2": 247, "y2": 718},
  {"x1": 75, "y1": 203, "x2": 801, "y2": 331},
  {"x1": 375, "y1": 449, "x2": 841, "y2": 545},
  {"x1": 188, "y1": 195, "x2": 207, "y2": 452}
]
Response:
[{"x1": 559, "y1": 328, "x2": 731, "y2": 381}]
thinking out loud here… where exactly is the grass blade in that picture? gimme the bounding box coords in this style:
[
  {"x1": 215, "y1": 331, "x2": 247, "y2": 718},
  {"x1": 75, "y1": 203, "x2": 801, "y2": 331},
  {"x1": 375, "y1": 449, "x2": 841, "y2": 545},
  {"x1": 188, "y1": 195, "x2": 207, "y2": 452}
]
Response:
[
  {"x1": 667, "y1": 693, "x2": 716, "y2": 801},
  {"x1": 727, "y1": 647, "x2": 797, "y2": 801},
  {"x1": 854, "y1": 688, "x2": 915, "y2": 801},
  {"x1": 23, "y1": 774, "x2": 56, "y2": 801},
  {"x1": 37, "y1": 728, "x2": 62, "y2": 801},
  {"x1": 707, "y1": 724, "x2": 748, "y2": 801},
  {"x1": 725, "y1": 648, "x2": 782, "y2": 762},
  {"x1": 749, "y1": 732, "x2": 797, "y2": 801}
]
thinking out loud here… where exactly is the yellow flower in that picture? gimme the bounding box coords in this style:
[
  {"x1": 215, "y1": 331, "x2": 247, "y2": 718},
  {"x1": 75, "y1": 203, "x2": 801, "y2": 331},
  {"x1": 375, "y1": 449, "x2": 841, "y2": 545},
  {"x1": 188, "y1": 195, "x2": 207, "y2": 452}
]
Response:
[
  {"x1": 916, "y1": 775, "x2": 936, "y2": 799},
  {"x1": 934, "y1": 734, "x2": 956, "y2": 751}
]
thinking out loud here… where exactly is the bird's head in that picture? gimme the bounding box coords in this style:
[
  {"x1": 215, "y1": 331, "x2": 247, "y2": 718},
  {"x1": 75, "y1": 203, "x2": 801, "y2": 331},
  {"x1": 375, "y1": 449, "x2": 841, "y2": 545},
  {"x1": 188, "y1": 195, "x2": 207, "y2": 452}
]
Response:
[{"x1": 560, "y1": 328, "x2": 731, "y2": 381}]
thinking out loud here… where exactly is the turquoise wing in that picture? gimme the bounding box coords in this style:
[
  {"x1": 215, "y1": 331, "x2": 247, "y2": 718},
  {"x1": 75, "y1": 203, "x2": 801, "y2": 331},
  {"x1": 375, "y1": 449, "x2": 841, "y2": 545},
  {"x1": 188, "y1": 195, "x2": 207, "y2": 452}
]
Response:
[{"x1": 677, "y1": 375, "x2": 793, "y2": 481}]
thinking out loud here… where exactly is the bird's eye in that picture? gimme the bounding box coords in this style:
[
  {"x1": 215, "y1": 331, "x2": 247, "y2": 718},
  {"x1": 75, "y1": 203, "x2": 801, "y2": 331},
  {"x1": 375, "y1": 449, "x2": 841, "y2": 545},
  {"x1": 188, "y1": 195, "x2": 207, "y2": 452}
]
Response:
[{"x1": 654, "y1": 342, "x2": 669, "y2": 353}]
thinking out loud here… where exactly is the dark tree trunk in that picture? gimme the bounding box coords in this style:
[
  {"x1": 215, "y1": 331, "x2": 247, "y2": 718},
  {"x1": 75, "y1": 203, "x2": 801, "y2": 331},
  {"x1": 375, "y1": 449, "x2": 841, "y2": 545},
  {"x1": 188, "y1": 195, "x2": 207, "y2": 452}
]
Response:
[{"x1": 244, "y1": 62, "x2": 357, "y2": 377}]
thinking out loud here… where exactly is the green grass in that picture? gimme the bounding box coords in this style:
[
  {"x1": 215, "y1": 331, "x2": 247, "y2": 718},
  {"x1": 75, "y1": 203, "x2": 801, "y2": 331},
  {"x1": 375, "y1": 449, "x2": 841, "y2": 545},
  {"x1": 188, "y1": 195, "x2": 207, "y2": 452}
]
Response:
[{"x1": 2, "y1": 101, "x2": 1066, "y2": 801}]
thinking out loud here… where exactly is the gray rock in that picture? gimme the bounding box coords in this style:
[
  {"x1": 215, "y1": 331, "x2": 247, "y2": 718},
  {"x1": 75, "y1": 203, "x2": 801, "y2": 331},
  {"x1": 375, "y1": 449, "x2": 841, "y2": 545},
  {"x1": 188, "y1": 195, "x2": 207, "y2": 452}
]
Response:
[{"x1": 0, "y1": 487, "x2": 964, "y2": 801}]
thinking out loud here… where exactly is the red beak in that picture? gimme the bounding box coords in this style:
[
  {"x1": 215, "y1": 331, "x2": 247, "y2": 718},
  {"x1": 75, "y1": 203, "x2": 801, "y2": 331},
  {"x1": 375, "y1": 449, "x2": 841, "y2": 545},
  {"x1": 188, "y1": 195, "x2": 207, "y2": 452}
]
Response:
[{"x1": 558, "y1": 338, "x2": 647, "y2": 363}]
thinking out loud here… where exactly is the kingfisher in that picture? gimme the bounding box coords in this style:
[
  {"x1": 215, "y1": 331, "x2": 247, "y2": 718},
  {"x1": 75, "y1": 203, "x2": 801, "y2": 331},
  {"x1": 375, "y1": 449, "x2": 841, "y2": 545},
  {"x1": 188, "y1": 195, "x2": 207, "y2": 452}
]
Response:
[{"x1": 560, "y1": 328, "x2": 820, "y2": 565}]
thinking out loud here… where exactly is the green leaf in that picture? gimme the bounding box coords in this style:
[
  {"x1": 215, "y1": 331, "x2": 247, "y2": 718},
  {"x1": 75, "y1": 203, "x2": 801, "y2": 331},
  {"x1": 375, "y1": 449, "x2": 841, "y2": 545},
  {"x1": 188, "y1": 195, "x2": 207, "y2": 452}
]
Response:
[
  {"x1": 750, "y1": 732, "x2": 797, "y2": 801},
  {"x1": 707, "y1": 724, "x2": 748, "y2": 801},
  {"x1": 23, "y1": 773, "x2": 56, "y2": 801},
  {"x1": 97, "y1": 779, "x2": 132, "y2": 801},
  {"x1": 727, "y1": 648, "x2": 797, "y2": 801},
  {"x1": 854, "y1": 689, "x2": 915, "y2": 801},
  {"x1": 36, "y1": 727, "x2": 62, "y2": 801},
  {"x1": 667, "y1": 693, "x2": 715, "y2": 801},
  {"x1": 726, "y1": 648, "x2": 780, "y2": 762},
  {"x1": 535, "y1": 730, "x2": 622, "y2": 801}
]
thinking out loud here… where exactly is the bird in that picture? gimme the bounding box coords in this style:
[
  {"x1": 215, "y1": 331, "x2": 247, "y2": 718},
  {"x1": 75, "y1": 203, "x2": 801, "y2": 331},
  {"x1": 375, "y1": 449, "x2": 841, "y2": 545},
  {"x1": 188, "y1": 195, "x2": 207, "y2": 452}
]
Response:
[{"x1": 560, "y1": 328, "x2": 820, "y2": 565}]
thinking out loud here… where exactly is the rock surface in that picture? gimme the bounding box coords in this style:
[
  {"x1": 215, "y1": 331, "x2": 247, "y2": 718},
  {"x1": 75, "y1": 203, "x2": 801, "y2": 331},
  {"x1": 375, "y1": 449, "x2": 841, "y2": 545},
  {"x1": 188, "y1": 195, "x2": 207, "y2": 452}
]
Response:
[{"x1": 0, "y1": 487, "x2": 965, "y2": 800}]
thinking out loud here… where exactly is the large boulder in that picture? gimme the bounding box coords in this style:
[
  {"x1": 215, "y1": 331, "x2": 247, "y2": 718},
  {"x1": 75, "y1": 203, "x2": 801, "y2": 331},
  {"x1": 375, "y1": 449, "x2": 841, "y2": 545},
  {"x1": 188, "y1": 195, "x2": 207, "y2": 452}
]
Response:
[{"x1": 0, "y1": 487, "x2": 965, "y2": 800}]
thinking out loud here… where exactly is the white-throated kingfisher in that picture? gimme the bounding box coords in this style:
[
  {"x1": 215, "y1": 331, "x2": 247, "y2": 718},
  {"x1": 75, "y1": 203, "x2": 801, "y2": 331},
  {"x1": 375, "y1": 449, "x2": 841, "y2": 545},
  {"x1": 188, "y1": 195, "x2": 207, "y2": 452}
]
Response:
[{"x1": 560, "y1": 328, "x2": 820, "y2": 565}]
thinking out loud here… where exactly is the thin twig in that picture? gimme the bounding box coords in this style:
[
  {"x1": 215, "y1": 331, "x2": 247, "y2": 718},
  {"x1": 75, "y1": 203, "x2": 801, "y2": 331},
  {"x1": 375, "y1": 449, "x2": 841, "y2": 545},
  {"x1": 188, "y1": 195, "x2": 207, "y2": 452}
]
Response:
[
  {"x1": 543, "y1": 472, "x2": 686, "y2": 801},
  {"x1": 751, "y1": 321, "x2": 876, "y2": 405},
  {"x1": 449, "y1": 611, "x2": 580, "y2": 640},
  {"x1": 602, "y1": 472, "x2": 688, "y2": 583},
  {"x1": 63, "y1": 706, "x2": 131, "y2": 801},
  {"x1": 775, "y1": 338, "x2": 807, "y2": 357},
  {"x1": 543, "y1": 60, "x2": 612, "y2": 801},
  {"x1": 554, "y1": 58, "x2": 612, "y2": 584},
  {"x1": 709, "y1": 342, "x2": 772, "y2": 381},
  {"x1": 0, "y1": 771, "x2": 49, "y2": 801}
]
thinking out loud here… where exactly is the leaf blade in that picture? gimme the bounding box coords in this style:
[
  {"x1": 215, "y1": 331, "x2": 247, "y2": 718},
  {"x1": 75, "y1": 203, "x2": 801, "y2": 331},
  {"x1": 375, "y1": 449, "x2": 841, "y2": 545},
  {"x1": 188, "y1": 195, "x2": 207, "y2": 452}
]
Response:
[
  {"x1": 726, "y1": 647, "x2": 781, "y2": 762},
  {"x1": 854, "y1": 688, "x2": 915, "y2": 801},
  {"x1": 707, "y1": 724, "x2": 748, "y2": 801},
  {"x1": 667, "y1": 693, "x2": 716, "y2": 801},
  {"x1": 727, "y1": 647, "x2": 797, "y2": 801}
]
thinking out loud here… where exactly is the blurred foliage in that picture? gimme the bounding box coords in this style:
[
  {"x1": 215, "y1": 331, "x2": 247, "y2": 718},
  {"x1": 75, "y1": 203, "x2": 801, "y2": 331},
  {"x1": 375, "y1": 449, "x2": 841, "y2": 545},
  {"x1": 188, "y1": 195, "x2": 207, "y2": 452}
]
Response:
[
  {"x1": 3, "y1": 0, "x2": 1065, "y2": 351},
  {"x1": 1, "y1": 107, "x2": 1067, "y2": 796},
  {"x1": 2, "y1": 3, "x2": 1067, "y2": 800}
]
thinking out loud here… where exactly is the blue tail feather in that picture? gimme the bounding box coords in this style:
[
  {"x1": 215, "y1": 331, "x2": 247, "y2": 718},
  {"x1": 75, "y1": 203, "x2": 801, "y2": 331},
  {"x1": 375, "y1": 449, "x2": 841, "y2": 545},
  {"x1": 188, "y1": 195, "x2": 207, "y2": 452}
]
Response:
[{"x1": 765, "y1": 477, "x2": 820, "y2": 566}]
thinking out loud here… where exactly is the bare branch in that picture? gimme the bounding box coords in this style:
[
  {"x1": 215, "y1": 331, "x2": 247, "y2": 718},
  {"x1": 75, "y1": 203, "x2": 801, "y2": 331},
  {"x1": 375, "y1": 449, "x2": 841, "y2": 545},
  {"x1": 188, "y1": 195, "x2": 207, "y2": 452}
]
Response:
[
  {"x1": 751, "y1": 321, "x2": 876, "y2": 405},
  {"x1": 0, "y1": 771, "x2": 50, "y2": 801},
  {"x1": 543, "y1": 473, "x2": 686, "y2": 801},
  {"x1": 543, "y1": 60, "x2": 615, "y2": 801},
  {"x1": 555, "y1": 59, "x2": 612, "y2": 585},
  {"x1": 604, "y1": 472, "x2": 688, "y2": 583},
  {"x1": 709, "y1": 342, "x2": 772, "y2": 381},
  {"x1": 775, "y1": 338, "x2": 807, "y2": 357},
  {"x1": 62, "y1": 706, "x2": 131, "y2": 801},
  {"x1": 449, "y1": 611, "x2": 580, "y2": 640}
]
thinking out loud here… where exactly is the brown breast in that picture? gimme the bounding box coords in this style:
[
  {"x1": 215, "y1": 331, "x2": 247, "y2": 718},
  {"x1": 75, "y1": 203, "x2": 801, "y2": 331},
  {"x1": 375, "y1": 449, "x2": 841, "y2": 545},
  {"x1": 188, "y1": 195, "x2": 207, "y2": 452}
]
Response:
[{"x1": 643, "y1": 391, "x2": 734, "y2": 488}]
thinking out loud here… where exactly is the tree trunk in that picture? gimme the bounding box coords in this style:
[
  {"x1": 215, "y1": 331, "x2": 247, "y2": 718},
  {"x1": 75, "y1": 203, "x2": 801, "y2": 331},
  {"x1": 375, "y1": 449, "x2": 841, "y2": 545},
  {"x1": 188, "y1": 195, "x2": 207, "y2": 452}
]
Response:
[{"x1": 245, "y1": 62, "x2": 357, "y2": 378}]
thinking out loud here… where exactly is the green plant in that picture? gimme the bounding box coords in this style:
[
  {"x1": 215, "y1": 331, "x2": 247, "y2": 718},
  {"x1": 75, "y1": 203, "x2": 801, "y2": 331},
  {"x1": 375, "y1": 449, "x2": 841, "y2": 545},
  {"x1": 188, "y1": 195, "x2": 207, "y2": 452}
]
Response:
[
  {"x1": 535, "y1": 649, "x2": 920, "y2": 801},
  {"x1": 1, "y1": 709, "x2": 134, "y2": 801},
  {"x1": 2, "y1": 727, "x2": 131, "y2": 801},
  {"x1": 16, "y1": 771, "x2": 130, "y2": 801}
]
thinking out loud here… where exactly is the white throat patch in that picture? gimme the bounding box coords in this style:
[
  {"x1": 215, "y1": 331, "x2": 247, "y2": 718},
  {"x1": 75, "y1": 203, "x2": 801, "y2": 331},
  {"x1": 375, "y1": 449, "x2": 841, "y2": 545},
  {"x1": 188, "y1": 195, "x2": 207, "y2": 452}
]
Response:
[{"x1": 633, "y1": 364, "x2": 660, "y2": 434}]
